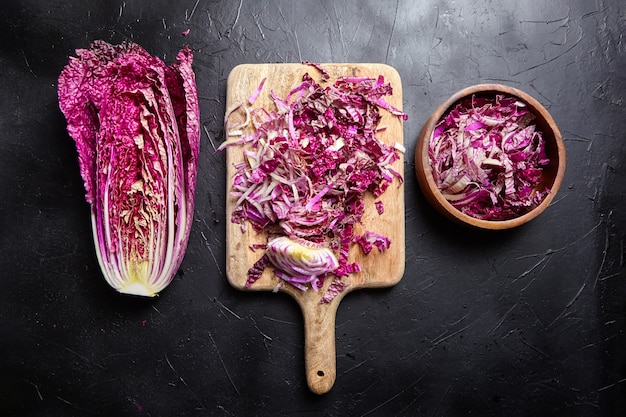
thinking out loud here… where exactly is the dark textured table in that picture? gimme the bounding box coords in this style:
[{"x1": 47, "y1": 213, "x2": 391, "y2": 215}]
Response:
[{"x1": 1, "y1": 1, "x2": 625, "y2": 416}]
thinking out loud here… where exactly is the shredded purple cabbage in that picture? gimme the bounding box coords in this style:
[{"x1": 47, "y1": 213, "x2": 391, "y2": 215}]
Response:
[
  {"x1": 429, "y1": 93, "x2": 550, "y2": 221},
  {"x1": 353, "y1": 231, "x2": 391, "y2": 255},
  {"x1": 221, "y1": 67, "x2": 406, "y2": 301}
]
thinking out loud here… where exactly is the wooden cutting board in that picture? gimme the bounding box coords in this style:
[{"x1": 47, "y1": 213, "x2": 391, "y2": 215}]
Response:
[{"x1": 224, "y1": 63, "x2": 405, "y2": 394}]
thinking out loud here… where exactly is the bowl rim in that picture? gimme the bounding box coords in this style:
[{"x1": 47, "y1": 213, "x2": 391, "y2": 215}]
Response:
[{"x1": 415, "y1": 83, "x2": 567, "y2": 230}]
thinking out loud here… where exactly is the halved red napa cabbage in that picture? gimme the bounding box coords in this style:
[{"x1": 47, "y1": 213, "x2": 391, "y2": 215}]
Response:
[{"x1": 58, "y1": 40, "x2": 200, "y2": 296}]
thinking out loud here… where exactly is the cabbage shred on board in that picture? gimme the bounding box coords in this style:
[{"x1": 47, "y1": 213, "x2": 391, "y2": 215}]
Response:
[
  {"x1": 429, "y1": 94, "x2": 550, "y2": 220},
  {"x1": 57, "y1": 40, "x2": 200, "y2": 296},
  {"x1": 220, "y1": 68, "x2": 406, "y2": 301}
]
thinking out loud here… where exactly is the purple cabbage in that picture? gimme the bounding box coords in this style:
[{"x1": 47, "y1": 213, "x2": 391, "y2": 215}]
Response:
[
  {"x1": 264, "y1": 236, "x2": 339, "y2": 291},
  {"x1": 221, "y1": 69, "x2": 406, "y2": 301},
  {"x1": 429, "y1": 94, "x2": 550, "y2": 220},
  {"x1": 58, "y1": 40, "x2": 200, "y2": 296}
]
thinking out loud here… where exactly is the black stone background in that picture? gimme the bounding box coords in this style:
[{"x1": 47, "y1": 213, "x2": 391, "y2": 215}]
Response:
[{"x1": 0, "y1": 0, "x2": 625, "y2": 416}]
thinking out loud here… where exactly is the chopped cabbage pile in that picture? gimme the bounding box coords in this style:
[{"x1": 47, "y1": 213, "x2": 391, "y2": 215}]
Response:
[
  {"x1": 221, "y1": 68, "x2": 406, "y2": 301},
  {"x1": 429, "y1": 94, "x2": 550, "y2": 221}
]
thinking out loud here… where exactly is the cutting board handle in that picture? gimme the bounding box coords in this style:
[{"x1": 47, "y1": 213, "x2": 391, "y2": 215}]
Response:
[{"x1": 301, "y1": 300, "x2": 338, "y2": 394}]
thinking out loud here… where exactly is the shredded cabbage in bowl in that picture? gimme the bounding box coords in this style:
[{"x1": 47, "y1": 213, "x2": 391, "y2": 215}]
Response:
[{"x1": 429, "y1": 93, "x2": 551, "y2": 221}]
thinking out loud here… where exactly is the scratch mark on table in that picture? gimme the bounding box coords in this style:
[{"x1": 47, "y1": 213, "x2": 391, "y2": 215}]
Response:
[
  {"x1": 420, "y1": 279, "x2": 436, "y2": 292},
  {"x1": 209, "y1": 332, "x2": 241, "y2": 395},
  {"x1": 395, "y1": 397, "x2": 421, "y2": 417},
  {"x1": 545, "y1": 216, "x2": 607, "y2": 327},
  {"x1": 513, "y1": 256, "x2": 548, "y2": 282},
  {"x1": 360, "y1": 390, "x2": 402, "y2": 417},
  {"x1": 516, "y1": 218, "x2": 602, "y2": 261},
  {"x1": 361, "y1": 372, "x2": 429, "y2": 417},
  {"x1": 165, "y1": 354, "x2": 206, "y2": 409},
  {"x1": 21, "y1": 49, "x2": 36, "y2": 77},
  {"x1": 40, "y1": 337, "x2": 105, "y2": 370},
  {"x1": 216, "y1": 405, "x2": 234, "y2": 415},
  {"x1": 251, "y1": 11, "x2": 266, "y2": 40},
  {"x1": 592, "y1": 211, "x2": 611, "y2": 291},
  {"x1": 214, "y1": 298, "x2": 242, "y2": 320},
  {"x1": 521, "y1": 256, "x2": 553, "y2": 292},
  {"x1": 203, "y1": 125, "x2": 217, "y2": 152},
  {"x1": 399, "y1": 338, "x2": 436, "y2": 361},
  {"x1": 563, "y1": 130, "x2": 593, "y2": 151},
  {"x1": 619, "y1": 233, "x2": 623, "y2": 268},
  {"x1": 433, "y1": 322, "x2": 473, "y2": 346},
  {"x1": 520, "y1": 337, "x2": 551, "y2": 359},
  {"x1": 489, "y1": 302, "x2": 519, "y2": 336},
  {"x1": 431, "y1": 383, "x2": 453, "y2": 417},
  {"x1": 165, "y1": 353, "x2": 188, "y2": 386},
  {"x1": 38, "y1": 243, "x2": 79, "y2": 264},
  {"x1": 348, "y1": 15, "x2": 364, "y2": 50},
  {"x1": 338, "y1": 358, "x2": 370, "y2": 377},
  {"x1": 294, "y1": 29, "x2": 302, "y2": 62},
  {"x1": 548, "y1": 193, "x2": 567, "y2": 207},
  {"x1": 187, "y1": 0, "x2": 200, "y2": 21},
  {"x1": 200, "y1": 219, "x2": 225, "y2": 279},
  {"x1": 599, "y1": 271, "x2": 622, "y2": 283},
  {"x1": 510, "y1": 32, "x2": 583, "y2": 76},
  {"x1": 56, "y1": 396, "x2": 77, "y2": 407},
  {"x1": 206, "y1": 10, "x2": 214, "y2": 34},
  {"x1": 117, "y1": 1, "x2": 125, "y2": 21},
  {"x1": 263, "y1": 315, "x2": 298, "y2": 326},
  {"x1": 581, "y1": 6, "x2": 610, "y2": 20},
  {"x1": 356, "y1": 380, "x2": 378, "y2": 396},
  {"x1": 23, "y1": 379, "x2": 43, "y2": 400},
  {"x1": 250, "y1": 316, "x2": 272, "y2": 341},
  {"x1": 447, "y1": 312, "x2": 471, "y2": 327},
  {"x1": 519, "y1": 12, "x2": 570, "y2": 25},
  {"x1": 577, "y1": 342, "x2": 596, "y2": 352},
  {"x1": 597, "y1": 377, "x2": 626, "y2": 392},
  {"x1": 565, "y1": 281, "x2": 586, "y2": 309},
  {"x1": 226, "y1": 0, "x2": 244, "y2": 37},
  {"x1": 473, "y1": 386, "x2": 497, "y2": 416},
  {"x1": 384, "y1": 0, "x2": 400, "y2": 64},
  {"x1": 332, "y1": 3, "x2": 346, "y2": 60}
]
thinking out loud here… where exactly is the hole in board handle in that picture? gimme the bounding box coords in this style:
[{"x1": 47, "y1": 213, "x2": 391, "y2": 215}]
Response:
[{"x1": 317, "y1": 370, "x2": 325, "y2": 377}]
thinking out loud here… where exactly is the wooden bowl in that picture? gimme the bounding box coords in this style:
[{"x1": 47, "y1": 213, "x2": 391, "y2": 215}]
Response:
[{"x1": 415, "y1": 84, "x2": 566, "y2": 230}]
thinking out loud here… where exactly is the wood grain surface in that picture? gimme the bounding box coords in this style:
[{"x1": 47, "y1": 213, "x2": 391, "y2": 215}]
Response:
[{"x1": 224, "y1": 63, "x2": 405, "y2": 394}]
